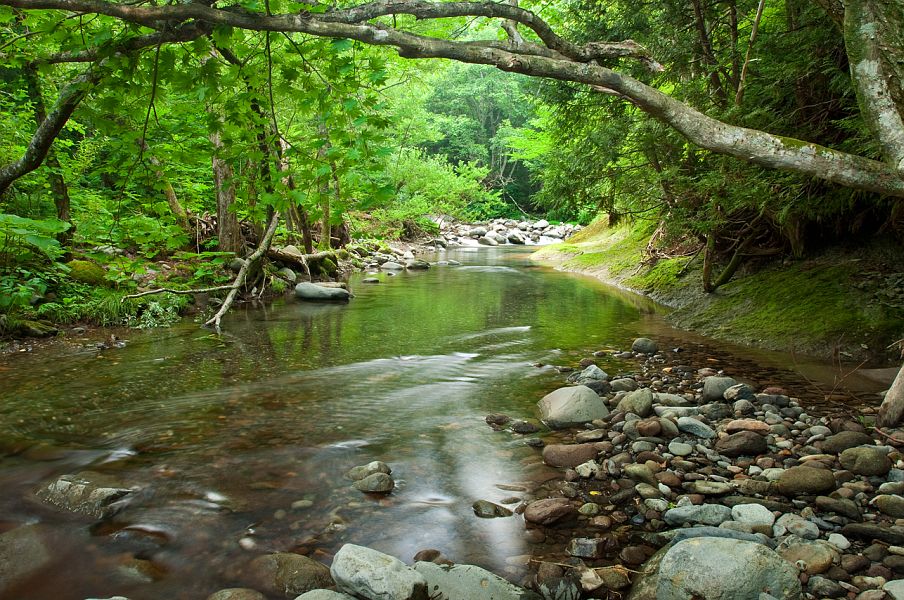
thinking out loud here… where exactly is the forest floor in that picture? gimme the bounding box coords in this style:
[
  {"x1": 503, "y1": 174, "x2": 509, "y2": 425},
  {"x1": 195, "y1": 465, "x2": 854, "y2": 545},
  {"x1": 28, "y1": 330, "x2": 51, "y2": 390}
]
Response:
[{"x1": 532, "y1": 219, "x2": 904, "y2": 367}]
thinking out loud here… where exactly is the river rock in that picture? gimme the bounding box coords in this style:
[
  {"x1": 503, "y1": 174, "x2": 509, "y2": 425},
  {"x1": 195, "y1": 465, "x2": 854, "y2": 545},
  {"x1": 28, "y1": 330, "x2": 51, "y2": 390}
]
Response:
[
  {"x1": 381, "y1": 261, "x2": 405, "y2": 270},
  {"x1": 668, "y1": 441, "x2": 693, "y2": 456},
  {"x1": 724, "y1": 419, "x2": 771, "y2": 434},
  {"x1": 663, "y1": 504, "x2": 733, "y2": 526},
  {"x1": 346, "y1": 462, "x2": 391, "y2": 481},
  {"x1": 714, "y1": 431, "x2": 767, "y2": 457},
  {"x1": 472, "y1": 500, "x2": 513, "y2": 518},
  {"x1": 616, "y1": 388, "x2": 654, "y2": 418},
  {"x1": 775, "y1": 514, "x2": 820, "y2": 539},
  {"x1": 611, "y1": 378, "x2": 639, "y2": 392},
  {"x1": 820, "y1": 431, "x2": 874, "y2": 454},
  {"x1": 405, "y1": 259, "x2": 430, "y2": 270},
  {"x1": 840, "y1": 446, "x2": 891, "y2": 476},
  {"x1": 524, "y1": 498, "x2": 576, "y2": 525},
  {"x1": 542, "y1": 444, "x2": 599, "y2": 468},
  {"x1": 702, "y1": 376, "x2": 738, "y2": 402},
  {"x1": 676, "y1": 416, "x2": 715, "y2": 439},
  {"x1": 886, "y1": 580, "x2": 904, "y2": 599},
  {"x1": 294, "y1": 591, "x2": 357, "y2": 600},
  {"x1": 294, "y1": 283, "x2": 351, "y2": 302},
  {"x1": 246, "y1": 553, "x2": 333, "y2": 597},
  {"x1": 730, "y1": 503, "x2": 776, "y2": 527},
  {"x1": 684, "y1": 481, "x2": 733, "y2": 495},
  {"x1": 651, "y1": 538, "x2": 801, "y2": 599},
  {"x1": 37, "y1": 471, "x2": 135, "y2": 519},
  {"x1": 478, "y1": 236, "x2": 498, "y2": 246},
  {"x1": 352, "y1": 473, "x2": 395, "y2": 494},
  {"x1": 537, "y1": 386, "x2": 608, "y2": 429},
  {"x1": 876, "y1": 495, "x2": 904, "y2": 518},
  {"x1": 414, "y1": 562, "x2": 541, "y2": 600},
  {"x1": 670, "y1": 526, "x2": 768, "y2": 545},
  {"x1": 843, "y1": 523, "x2": 904, "y2": 545},
  {"x1": 815, "y1": 495, "x2": 861, "y2": 519},
  {"x1": 574, "y1": 364, "x2": 608, "y2": 383},
  {"x1": 774, "y1": 466, "x2": 836, "y2": 496},
  {"x1": 776, "y1": 537, "x2": 838, "y2": 575},
  {"x1": 331, "y1": 545, "x2": 427, "y2": 600},
  {"x1": 206, "y1": 589, "x2": 267, "y2": 600},
  {"x1": 631, "y1": 338, "x2": 658, "y2": 354}
]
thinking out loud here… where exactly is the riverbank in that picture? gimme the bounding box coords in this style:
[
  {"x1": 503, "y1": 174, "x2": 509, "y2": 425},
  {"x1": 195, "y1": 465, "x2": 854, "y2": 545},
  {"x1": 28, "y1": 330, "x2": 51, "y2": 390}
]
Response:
[{"x1": 531, "y1": 219, "x2": 904, "y2": 365}]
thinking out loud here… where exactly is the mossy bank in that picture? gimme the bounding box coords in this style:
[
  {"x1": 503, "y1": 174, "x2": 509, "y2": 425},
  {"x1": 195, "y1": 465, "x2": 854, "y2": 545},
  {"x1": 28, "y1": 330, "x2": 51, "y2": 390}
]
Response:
[{"x1": 532, "y1": 219, "x2": 904, "y2": 364}]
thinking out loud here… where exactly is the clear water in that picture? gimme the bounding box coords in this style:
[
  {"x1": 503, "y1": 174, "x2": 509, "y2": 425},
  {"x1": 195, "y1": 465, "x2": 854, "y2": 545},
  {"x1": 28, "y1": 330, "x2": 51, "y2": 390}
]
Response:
[{"x1": 0, "y1": 246, "x2": 875, "y2": 599}]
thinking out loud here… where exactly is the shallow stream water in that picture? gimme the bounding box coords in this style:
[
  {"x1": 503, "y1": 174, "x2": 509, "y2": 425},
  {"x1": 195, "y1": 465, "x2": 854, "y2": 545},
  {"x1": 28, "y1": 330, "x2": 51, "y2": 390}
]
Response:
[{"x1": 0, "y1": 246, "x2": 886, "y2": 599}]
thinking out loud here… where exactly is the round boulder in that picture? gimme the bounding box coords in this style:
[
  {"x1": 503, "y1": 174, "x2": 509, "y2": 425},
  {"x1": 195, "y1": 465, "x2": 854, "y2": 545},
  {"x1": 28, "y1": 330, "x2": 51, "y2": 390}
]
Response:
[
  {"x1": 774, "y1": 466, "x2": 836, "y2": 496},
  {"x1": 537, "y1": 386, "x2": 608, "y2": 429},
  {"x1": 652, "y1": 537, "x2": 801, "y2": 599},
  {"x1": 631, "y1": 338, "x2": 658, "y2": 354},
  {"x1": 840, "y1": 446, "x2": 891, "y2": 476}
]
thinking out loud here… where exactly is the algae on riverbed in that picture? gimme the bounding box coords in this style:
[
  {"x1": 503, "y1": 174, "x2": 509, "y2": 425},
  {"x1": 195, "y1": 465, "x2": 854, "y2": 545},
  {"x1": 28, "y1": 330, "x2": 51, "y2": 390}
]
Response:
[{"x1": 533, "y1": 218, "x2": 904, "y2": 362}]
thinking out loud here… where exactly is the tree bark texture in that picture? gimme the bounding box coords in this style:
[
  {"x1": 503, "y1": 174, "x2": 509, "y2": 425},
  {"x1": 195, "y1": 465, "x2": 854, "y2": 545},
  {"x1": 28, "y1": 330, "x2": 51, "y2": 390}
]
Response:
[{"x1": 209, "y1": 130, "x2": 244, "y2": 255}]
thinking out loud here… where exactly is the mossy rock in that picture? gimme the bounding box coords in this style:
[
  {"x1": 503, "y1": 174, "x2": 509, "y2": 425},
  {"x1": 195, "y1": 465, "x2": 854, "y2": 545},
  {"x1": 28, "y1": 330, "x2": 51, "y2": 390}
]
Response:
[
  {"x1": 318, "y1": 257, "x2": 338, "y2": 277},
  {"x1": 17, "y1": 319, "x2": 58, "y2": 338},
  {"x1": 337, "y1": 249, "x2": 351, "y2": 260},
  {"x1": 67, "y1": 260, "x2": 106, "y2": 286}
]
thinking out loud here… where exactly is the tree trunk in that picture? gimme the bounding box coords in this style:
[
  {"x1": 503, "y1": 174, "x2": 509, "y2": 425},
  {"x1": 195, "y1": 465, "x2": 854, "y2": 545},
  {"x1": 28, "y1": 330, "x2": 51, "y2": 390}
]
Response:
[
  {"x1": 209, "y1": 130, "x2": 244, "y2": 255},
  {"x1": 878, "y1": 361, "x2": 904, "y2": 427}
]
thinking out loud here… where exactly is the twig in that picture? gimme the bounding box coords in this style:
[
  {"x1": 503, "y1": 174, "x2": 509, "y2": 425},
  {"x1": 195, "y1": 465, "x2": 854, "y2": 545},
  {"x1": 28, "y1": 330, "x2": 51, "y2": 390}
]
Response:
[{"x1": 121, "y1": 284, "x2": 235, "y2": 300}]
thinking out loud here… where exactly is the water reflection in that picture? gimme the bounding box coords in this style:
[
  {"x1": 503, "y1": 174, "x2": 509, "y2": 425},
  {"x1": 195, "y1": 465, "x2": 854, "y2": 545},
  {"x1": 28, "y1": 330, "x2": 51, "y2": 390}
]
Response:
[{"x1": 0, "y1": 246, "x2": 875, "y2": 600}]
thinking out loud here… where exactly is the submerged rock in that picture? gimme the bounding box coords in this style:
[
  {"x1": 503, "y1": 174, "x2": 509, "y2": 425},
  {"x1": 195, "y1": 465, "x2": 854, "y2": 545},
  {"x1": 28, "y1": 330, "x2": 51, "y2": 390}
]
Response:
[
  {"x1": 245, "y1": 553, "x2": 333, "y2": 597},
  {"x1": 0, "y1": 524, "x2": 55, "y2": 596},
  {"x1": 37, "y1": 471, "x2": 135, "y2": 519},
  {"x1": 472, "y1": 500, "x2": 513, "y2": 518}
]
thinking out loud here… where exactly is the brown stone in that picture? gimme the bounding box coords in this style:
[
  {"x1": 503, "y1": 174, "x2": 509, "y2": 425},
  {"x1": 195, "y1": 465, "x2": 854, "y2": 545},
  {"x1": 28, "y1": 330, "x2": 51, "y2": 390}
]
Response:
[
  {"x1": 715, "y1": 431, "x2": 768, "y2": 457},
  {"x1": 724, "y1": 419, "x2": 771, "y2": 435},
  {"x1": 524, "y1": 498, "x2": 577, "y2": 525},
  {"x1": 541, "y1": 444, "x2": 600, "y2": 468}
]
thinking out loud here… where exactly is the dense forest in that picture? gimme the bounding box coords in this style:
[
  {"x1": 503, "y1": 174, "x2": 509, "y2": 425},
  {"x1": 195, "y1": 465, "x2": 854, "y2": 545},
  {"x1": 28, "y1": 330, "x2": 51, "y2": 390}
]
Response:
[{"x1": 0, "y1": 0, "x2": 902, "y2": 334}]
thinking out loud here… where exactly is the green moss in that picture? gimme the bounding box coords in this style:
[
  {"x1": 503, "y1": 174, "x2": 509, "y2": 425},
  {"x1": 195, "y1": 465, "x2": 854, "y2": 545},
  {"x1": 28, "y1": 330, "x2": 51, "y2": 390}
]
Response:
[
  {"x1": 532, "y1": 217, "x2": 904, "y2": 360},
  {"x1": 66, "y1": 260, "x2": 106, "y2": 286}
]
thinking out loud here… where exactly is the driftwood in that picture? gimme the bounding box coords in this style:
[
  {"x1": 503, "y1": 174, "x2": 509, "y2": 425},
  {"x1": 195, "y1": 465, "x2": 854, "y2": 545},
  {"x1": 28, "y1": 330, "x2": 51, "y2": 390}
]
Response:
[
  {"x1": 266, "y1": 247, "x2": 338, "y2": 279},
  {"x1": 878, "y1": 358, "x2": 904, "y2": 427}
]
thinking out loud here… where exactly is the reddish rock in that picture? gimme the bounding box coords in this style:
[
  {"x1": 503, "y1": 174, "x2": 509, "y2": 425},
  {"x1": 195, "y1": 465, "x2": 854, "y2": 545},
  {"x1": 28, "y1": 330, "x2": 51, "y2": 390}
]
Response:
[
  {"x1": 524, "y1": 498, "x2": 577, "y2": 525},
  {"x1": 724, "y1": 419, "x2": 771, "y2": 435},
  {"x1": 542, "y1": 443, "x2": 600, "y2": 468},
  {"x1": 715, "y1": 431, "x2": 767, "y2": 457}
]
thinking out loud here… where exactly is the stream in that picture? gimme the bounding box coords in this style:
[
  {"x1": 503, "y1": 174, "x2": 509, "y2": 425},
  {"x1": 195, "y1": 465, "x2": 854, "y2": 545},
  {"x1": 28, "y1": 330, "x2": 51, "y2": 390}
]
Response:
[{"x1": 0, "y1": 246, "x2": 885, "y2": 600}]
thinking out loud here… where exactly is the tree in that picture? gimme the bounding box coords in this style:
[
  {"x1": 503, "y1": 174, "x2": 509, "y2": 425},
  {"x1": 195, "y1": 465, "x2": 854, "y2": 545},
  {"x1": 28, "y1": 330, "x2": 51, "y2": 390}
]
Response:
[{"x1": 1, "y1": 0, "x2": 903, "y2": 404}]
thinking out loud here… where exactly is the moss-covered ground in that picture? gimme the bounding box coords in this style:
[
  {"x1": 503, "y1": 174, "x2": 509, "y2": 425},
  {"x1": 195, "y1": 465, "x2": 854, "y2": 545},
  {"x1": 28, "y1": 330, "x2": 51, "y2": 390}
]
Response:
[{"x1": 533, "y1": 218, "x2": 904, "y2": 363}]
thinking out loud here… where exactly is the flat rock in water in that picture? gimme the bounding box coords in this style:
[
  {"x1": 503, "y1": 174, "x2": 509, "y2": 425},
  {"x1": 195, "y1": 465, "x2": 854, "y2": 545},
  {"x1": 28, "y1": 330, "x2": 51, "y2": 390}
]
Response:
[
  {"x1": 381, "y1": 261, "x2": 405, "y2": 270},
  {"x1": 294, "y1": 282, "x2": 351, "y2": 302},
  {"x1": 524, "y1": 498, "x2": 576, "y2": 525},
  {"x1": 670, "y1": 526, "x2": 769, "y2": 546},
  {"x1": 413, "y1": 562, "x2": 541, "y2": 600},
  {"x1": 542, "y1": 443, "x2": 600, "y2": 468},
  {"x1": 331, "y1": 544, "x2": 427, "y2": 600},
  {"x1": 653, "y1": 537, "x2": 801, "y2": 599},
  {"x1": 37, "y1": 471, "x2": 135, "y2": 519},
  {"x1": 245, "y1": 553, "x2": 333, "y2": 597},
  {"x1": 537, "y1": 386, "x2": 608, "y2": 429}
]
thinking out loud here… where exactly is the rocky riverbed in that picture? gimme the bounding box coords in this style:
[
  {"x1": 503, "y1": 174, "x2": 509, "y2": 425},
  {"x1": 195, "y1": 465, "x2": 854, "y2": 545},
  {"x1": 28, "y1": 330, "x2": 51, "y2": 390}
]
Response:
[{"x1": 4, "y1": 333, "x2": 903, "y2": 600}]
